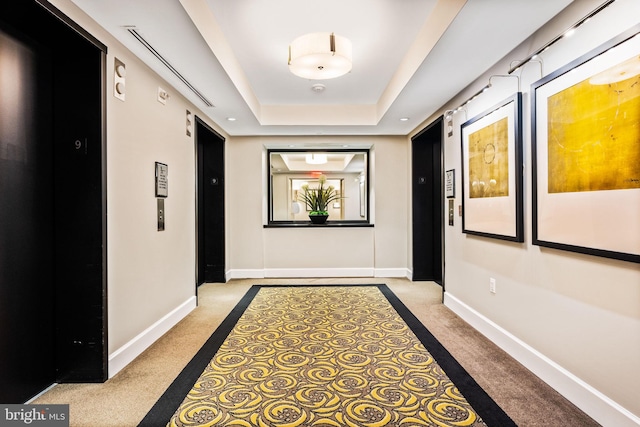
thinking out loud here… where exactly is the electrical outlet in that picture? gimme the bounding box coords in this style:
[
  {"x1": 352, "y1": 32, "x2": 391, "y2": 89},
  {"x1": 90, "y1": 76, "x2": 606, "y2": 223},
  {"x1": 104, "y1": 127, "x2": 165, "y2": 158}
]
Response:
[{"x1": 489, "y1": 278, "x2": 496, "y2": 294}]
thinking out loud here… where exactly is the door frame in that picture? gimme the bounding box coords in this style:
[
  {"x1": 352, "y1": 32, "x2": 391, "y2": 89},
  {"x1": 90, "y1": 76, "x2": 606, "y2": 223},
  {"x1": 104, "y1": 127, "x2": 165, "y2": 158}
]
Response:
[
  {"x1": 39, "y1": 0, "x2": 109, "y2": 382},
  {"x1": 195, "y1": 116, "x2": 226, "y2": 288},
  {"x1": 411, "y1": 117, "x2": 444, "y2": 288}
]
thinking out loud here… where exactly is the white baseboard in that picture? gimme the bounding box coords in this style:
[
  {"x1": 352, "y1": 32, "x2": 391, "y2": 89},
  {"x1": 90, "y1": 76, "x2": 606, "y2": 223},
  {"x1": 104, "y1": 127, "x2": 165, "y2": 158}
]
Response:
[
  {"x1": 226, "y1": 269, "x2": 264, "y2": 281},
  {"x1": 265, "y1": 268, "x2": 375, "y2": 278},
  {"x1": 25, "y1": 383, "x2": 57, "y2": 404},
  {"x1": 226, "y1": 268, "x2": 411, "y2": 280},
  {"x1": 444, "y1": 292, "x2": 640, "y2": 427},
  {"x1": 108, "y1": 296, "x2": 197, "y2": 378},
  {"x1": 374, "y1": 268, "x2": 411, "y2": 278}
]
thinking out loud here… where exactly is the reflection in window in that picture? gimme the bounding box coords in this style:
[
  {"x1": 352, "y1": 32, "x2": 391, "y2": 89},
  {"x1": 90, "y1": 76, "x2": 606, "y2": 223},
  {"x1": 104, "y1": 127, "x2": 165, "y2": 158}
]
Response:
[{"x1": 268, "y1": 150, "x2": 369, "y2": 224}]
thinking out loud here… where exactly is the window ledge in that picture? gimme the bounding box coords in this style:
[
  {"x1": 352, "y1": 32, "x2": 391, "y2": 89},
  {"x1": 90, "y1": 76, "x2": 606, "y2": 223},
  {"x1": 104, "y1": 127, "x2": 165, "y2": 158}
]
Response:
[{"x1": 264, "y1": 222, "x2": 373, "y2": 228}]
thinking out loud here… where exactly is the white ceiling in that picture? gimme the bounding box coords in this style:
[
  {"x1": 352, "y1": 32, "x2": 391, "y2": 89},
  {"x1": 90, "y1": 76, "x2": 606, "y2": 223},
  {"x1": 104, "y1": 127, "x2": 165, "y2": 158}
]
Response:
[{"x1": 69, "y1": 0, "x2": 574, "y2": 136}]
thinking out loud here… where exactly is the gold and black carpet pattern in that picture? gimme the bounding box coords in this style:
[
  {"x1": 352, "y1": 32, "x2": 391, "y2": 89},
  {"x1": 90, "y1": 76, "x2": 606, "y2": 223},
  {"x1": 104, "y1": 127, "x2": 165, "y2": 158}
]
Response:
[{"x1": 140, "y1": 285, "x2": 515, "y2": 427}]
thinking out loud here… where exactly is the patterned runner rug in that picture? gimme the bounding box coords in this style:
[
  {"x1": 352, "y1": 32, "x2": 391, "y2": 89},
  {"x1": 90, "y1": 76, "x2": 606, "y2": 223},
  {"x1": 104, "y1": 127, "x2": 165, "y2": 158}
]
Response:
[{"x1": 139, "y1": 285, "x2": 515, "y2": 427}]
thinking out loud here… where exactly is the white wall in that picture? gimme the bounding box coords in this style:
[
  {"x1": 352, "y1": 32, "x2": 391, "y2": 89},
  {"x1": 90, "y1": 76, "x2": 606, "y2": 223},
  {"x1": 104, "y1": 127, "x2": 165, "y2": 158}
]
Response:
[
  {"x1": 415, "y1": 1, "x2": 640, "y2": 425},
  {"x1": 49, "y1": 0, "x2": 226, "y2": 377},
  {"x1": 226, "y1": 136, "x2": 409, "y2": 279}
]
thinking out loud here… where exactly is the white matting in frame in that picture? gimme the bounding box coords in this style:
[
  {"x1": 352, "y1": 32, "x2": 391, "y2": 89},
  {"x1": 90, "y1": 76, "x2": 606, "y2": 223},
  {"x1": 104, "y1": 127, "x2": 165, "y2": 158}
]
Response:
[
  {"x1": 532, "y1": 25, "x2": 640, "y2": 263},
  {"x1": 461, "y1": 93, "x2": 523, "y2": 242}
]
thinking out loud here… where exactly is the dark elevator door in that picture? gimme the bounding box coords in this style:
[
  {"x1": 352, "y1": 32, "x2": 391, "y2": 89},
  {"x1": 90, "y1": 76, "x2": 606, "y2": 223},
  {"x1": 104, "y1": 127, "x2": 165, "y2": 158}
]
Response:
[
  {"x1": 0, "y1": 1, "x2": 107, "y2": 403},
  {"x1": 412, "y1": 118, "x2": 443, "y2": 284},
  {"x1": 196, "y1": 117, "x2": 225, "y2": 285},
  {"x1": 0, "y1": 26, "x2": 56, "y2": 402}
]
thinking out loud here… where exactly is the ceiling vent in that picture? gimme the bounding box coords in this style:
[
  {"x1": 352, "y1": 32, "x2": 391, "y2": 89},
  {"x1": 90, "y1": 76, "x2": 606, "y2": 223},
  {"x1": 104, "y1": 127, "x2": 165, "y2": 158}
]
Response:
[{"x1": 127, "y1": 28, "x2": 214, "y2": 107}]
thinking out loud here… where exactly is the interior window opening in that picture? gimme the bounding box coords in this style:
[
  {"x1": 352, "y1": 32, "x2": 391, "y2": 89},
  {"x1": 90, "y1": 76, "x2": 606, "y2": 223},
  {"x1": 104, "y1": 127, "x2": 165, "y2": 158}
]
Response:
[{"x1": 268, "y1": 149, "x2": 369, "y2": 225}]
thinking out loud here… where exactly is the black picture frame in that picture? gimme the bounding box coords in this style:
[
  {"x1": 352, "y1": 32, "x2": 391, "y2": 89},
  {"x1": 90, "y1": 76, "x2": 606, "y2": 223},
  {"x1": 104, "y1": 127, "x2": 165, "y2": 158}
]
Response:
[
  {"x1": 531, "y1": 24, "x2": 640, "y2": 263},
  {"x1": 460, "y1": 93, "x2": 524, "y2": 242}
]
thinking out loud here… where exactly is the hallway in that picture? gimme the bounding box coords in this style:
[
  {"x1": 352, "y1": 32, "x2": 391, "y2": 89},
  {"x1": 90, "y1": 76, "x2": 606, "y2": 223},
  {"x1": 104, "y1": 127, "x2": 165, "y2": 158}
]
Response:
[{"x1": 33, "y1": 278, "x2": 597, "y2": 426}]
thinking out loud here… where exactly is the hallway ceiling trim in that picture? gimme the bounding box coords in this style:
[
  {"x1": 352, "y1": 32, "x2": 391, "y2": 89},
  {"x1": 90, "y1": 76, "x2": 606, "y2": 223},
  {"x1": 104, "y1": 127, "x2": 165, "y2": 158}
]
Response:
[{"x1": 68, "y1": 0, "x2": 574, "y2": 136}]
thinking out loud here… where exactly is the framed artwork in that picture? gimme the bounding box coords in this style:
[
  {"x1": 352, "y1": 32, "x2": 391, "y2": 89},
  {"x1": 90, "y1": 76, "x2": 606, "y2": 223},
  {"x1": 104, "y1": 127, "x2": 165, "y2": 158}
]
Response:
[
  {"x1": 155, "y1": 162, "x2": 168, "y2": 198},
  {"x1": 461, "y1": 93, "x2": 523, "y2": 242},
  {"x1": 531, "y1": 24, "x2": 640, "y2": 263},
  {"x1": 445, "y1": 169, "x2": 455, "y2": 198}
]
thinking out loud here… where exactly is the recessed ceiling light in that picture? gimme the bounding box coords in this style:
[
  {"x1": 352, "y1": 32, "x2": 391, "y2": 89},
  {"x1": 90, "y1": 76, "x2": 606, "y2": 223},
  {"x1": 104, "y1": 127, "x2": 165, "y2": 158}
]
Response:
[
  {"x1": 400, "y1": 117, "x2": 409, "y2": 121},
  {"x1": 227, "y1": 117, "x2": 236, "y2": 121}
]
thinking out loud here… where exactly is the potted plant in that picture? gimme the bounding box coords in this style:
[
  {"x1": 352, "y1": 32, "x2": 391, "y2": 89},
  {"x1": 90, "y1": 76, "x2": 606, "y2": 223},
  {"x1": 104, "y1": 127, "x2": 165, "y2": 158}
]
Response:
[{"x1": 298, "y1": 175, "x2": 342, "y2": 224}]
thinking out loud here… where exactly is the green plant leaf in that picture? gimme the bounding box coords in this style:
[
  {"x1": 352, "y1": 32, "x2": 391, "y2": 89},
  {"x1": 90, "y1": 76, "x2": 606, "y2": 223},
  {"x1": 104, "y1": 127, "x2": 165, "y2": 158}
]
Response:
[{"x1": 297, "y1": 174, "x2": 344, "y2": 213}]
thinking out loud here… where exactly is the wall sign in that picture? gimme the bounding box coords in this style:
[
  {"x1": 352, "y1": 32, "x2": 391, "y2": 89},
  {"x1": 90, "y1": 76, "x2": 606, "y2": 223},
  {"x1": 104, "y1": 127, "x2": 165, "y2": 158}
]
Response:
[
  {"x1": 155, "y1": 162, "x2": 168, "y2": 198},
  {"x1": 445, "y1": 169, "x2": 455, "y2": 198}
]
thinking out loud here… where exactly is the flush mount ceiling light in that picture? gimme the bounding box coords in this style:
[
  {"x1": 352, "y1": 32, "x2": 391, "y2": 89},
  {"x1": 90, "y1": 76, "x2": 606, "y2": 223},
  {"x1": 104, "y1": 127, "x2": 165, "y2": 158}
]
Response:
[
  {"x1": 305, "y1": 153, "x2": 328, "y2": 164},
  {"x1": 288, "y1": 32, "x2": 352, "y2": 80}
]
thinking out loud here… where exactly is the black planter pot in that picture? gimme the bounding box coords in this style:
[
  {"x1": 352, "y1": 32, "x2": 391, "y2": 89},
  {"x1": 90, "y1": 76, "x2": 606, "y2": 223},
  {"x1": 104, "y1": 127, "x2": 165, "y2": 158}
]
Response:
[{"x1": 309, "y1": 214, "x2": 329, "y2": 224}]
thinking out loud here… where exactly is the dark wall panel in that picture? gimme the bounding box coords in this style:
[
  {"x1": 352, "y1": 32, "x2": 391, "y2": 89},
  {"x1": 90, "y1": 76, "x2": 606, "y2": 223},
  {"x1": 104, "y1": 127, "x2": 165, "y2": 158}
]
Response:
[
  {"x1": 412, "y1": 119, "x2": 443, "y2": 283},
  {"x1": 0, "y1": 0, "x2": 106, "y2": 402},
  {"x1": 0, "y1": 25, "x2": 55, "y2": 403},
  {"x1": 52, "y1": 32, "x2": 106, "y2": 383},
  {"x1": 196, "y1": 118, "x2": 225, "y2": 284}
]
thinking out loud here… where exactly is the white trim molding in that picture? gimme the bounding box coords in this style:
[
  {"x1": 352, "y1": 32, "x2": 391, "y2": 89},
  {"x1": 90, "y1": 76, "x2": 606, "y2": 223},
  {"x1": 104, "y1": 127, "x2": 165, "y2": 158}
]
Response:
[
  {"x1": 444, "y1": 292, "x2": 640, "y2": 427},
  {"x1": 226, "y1": 269, "x2": 265, "y2": 281},
  {"x1": 108, "y1": 296, "x2": 197, "y2": 378},
  {"x1": 265, "y1": 268, "x2": 375, "y2": 278},
  {"x1": 226, "y1": 267, "x2": 411, "y2": 280},
  {"x1": 374, "y1": 268, "x2": 411, "y2": 278}
]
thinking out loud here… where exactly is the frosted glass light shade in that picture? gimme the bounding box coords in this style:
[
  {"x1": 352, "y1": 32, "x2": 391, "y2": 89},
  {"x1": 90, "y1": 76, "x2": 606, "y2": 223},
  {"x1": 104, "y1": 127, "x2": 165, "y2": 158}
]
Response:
[
  {"x1": 305, "y1": 153, "x2": 327, "y2": 164},
  {"x1": 288, "y1": 32, "x2": 352, "y2": 80}
]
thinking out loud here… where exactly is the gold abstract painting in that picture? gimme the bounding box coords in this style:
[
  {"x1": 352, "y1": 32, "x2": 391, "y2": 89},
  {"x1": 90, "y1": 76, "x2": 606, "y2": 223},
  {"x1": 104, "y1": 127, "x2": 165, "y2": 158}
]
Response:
[
  {"x1": 547, "y1": 54, "x2": 640, "y2": 193},
  {"x1": 468, "y1": 117, "x2": 509, "y2": 198}
]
